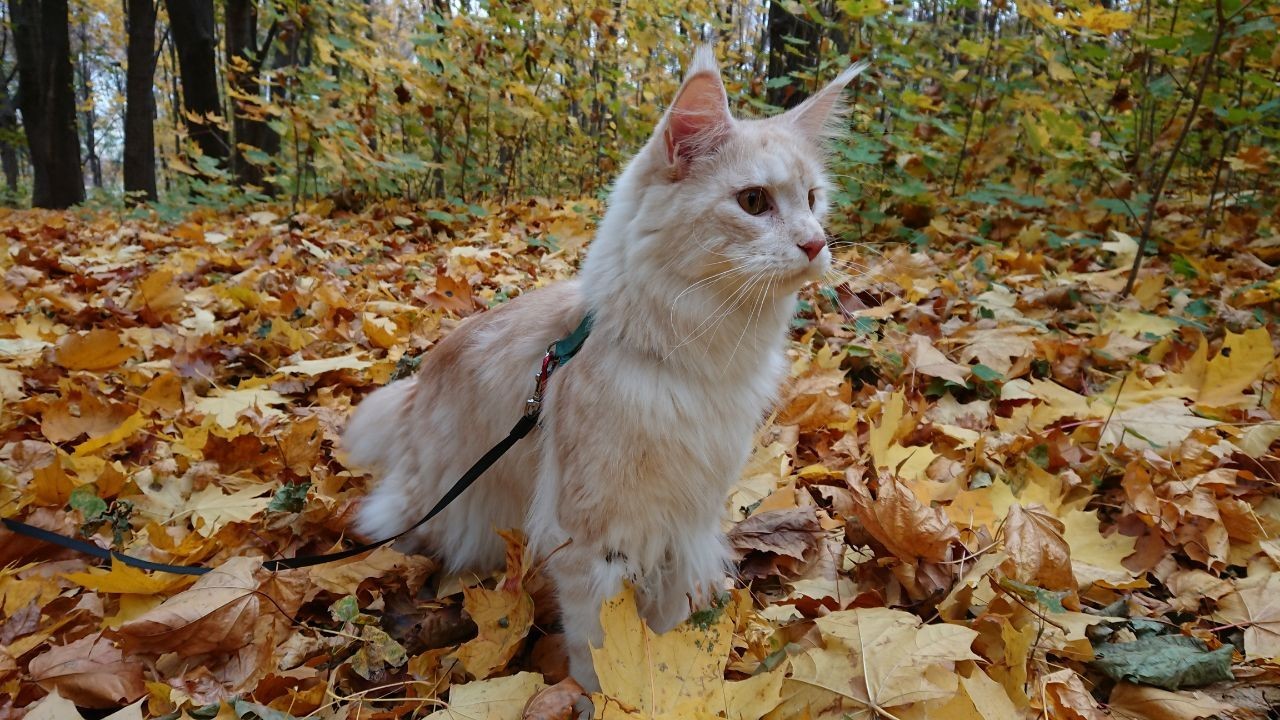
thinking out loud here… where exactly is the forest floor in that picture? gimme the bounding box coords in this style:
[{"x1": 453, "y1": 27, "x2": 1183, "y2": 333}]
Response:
[{"x1": 1, "y1": 197, "x2": 1279, "y2": 719}]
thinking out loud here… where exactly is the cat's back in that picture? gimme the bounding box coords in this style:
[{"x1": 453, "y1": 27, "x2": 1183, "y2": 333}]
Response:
[{"x1": 416, "y1": 278, "x2": 587, "y2": 408}]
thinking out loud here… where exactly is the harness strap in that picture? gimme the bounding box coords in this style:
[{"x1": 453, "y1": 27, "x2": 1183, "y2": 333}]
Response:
[{"x1": 1, "y1": 311, "x2": 594, "y2": 576}]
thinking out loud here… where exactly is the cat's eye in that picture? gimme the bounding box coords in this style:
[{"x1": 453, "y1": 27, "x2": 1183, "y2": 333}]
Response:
[
  {"x1": 737, "y1": 188, "x2": 770, "y2": 216},
  {"x1": 808, "y1": 189, "x2": 816, "y2": 209}
]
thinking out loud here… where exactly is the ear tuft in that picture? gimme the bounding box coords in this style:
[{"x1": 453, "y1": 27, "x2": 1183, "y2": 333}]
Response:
[
  {"x1": 656, "y1": 45, "x2": 733, "y2": 177},
  {"x1": 785, "y1": 60, "x2": 870, "y2": 141}
]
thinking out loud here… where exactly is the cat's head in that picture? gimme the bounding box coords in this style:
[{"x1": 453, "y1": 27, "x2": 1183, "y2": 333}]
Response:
[{"x1": 619, "y1": 47, "x2": 867, "y2": 294}]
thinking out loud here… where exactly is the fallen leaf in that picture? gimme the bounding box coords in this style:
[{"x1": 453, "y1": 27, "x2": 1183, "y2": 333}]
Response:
[
  {"x1": 770, "y1": 607, "x2": 979, "y2": 718},
  {"x1": 728, "y1": 506, "x2": 823, "y2": 561},
  {"x1": 905, "y1": 334, "x2": 970, "y2": 386},
  {"x1": 457, "y1": 532, "x2": 536, "y2": 679},
  {"x1": 592, "y1": 585, "x2": 740, "y2": 717},
  {"x1": 55, "y1": 329, "x2": 138, "y2": 370},
  {"x1": 846, "y1": 471, "x2": 959, "y2": 563},
  {"x1": 1002, "y1": 503, "x2": 1075, "y2": 590},
  {"x1": 193, "y1": 386, "x2": 288, "y2": 427},
  {"x1": 1091, "y1": 635, "x2": 1233, "y2": 691},
  {"x1": 425, "y1": 672, "x2": 547, "y2": 720},
  {"x1": 1108, "y1": 681, "x2": 1234, "y2": 720},
  {"x1": 276, "y1": 353, "x2": 372, "y2": 376},
  {"x1": 28, "y1": 632, "x2": 147, "y2": 708},
  {"x1": 187, "y1": 483, "x2": 272, "y2": 536},
  {"x1": 522, "y1": 677, "x2": 586, "y2": 720},
  {"x1": 1215, "y1": 572, "x2": 1280, "y2": 660},
  {"x1": 63, "y1": 557, "x2": 193, "y2": 595},
  {"x1": 1197, "y1": 328, "x2": 1274, "y2": 408}
]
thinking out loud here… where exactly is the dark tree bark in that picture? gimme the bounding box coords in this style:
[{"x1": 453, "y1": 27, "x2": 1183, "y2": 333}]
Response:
[
  {"x1": 0, "y1": 87, "x2": 19, "y2": 199},
  {"x1": 765, "y1": 0, "x2": 821, "y2": 109},
  {"x1": 77, "y1": 18, "x2": 102, "y2": 189},
  {"x1": 0, "y1": 10, "x2": 22, "y2": 200},
  {"x1": 165, "y1": 0, "x2": 228, "y2": 162},
  {"x1": 123, "y1": 0, "x2": 158, "y2": 202},
  {"x1": 225, "y1": 0, "x2": 266, "y2": 187},
  {"x1": 12, "y1": 0, "x2": 84, "y2": 209}
]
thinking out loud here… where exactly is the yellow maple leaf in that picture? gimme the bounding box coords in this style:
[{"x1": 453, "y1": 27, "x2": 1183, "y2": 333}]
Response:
[
  {"x1": 63, "y1": 558, "x2": 192, "y2": 595},
  {"x1": 591, "y1": 586, "x2": 775, "y2": 719},
  {"x1": 1078, "y1": 6, "x2": 1134, "y2": 33},
  {"x1": 423, "y1": 672, "x2": 546, "y2": 720},
  {"x1": 193, "y1": 386, "x2": 288, "y2": 428},
  {"x1": 1198, "y1": 328, "x2": 1274, "y2": 408},
  {"x1": 770, "y1": 607, "x2": 979, "y2": 719},
  {"x1": 185, "y1": 484, "x2": 272, "y2": 536}
]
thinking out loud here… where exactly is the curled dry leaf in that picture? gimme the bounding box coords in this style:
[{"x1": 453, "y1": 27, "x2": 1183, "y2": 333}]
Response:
[
  {"x1": 522, "y1": 676, "x2": 586, "y2": 720},
  {"x1": 1040, "y1": 669, "x2": 1107, "y2": 720},
  {"x1": 28, "y1": 632, "x2": 147, "y2": 708},
  {"x1": 1001, "y1": 503, "x2": 1075, "y2": 590},
  {"x1": 845, "y1": 470, "x2": 959, "y2": 563},
  {"x1": 728, "y1": 506, "x2": 823, "y2": 561}
]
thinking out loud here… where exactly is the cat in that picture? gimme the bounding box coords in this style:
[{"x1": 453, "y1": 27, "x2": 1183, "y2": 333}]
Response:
[{"x1": 343, "y1": 47, "x2": 866, "y2": 690}]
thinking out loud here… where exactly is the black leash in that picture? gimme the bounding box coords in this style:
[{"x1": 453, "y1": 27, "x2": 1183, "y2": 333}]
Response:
[{"x1": 1, "y1": 312, "x2": 594, "y2": 576}]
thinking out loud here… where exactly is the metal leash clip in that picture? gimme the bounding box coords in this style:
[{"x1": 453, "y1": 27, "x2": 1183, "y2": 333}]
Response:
[{"x1": 525, "y1": 342, "x2": 562, "y2": 417}]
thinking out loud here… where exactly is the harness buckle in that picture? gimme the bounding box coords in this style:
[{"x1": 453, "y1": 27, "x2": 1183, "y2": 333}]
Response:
[{"x1": 525, "y1": 342, "x2": 561, "y2": 417}]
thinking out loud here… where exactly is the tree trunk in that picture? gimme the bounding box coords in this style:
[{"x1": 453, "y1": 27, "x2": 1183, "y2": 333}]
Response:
[
  {"x1": 13, "y1": 0, "x2": 84, "y2": 209},
  {"x1": 225, "y1": 0, "x2": 269, "y2": 188},
  {"x1": 766, "y1": 0, "x2": 819, "y2": 108},
  {"x1": 123, "y1": 0, "x2": 157, "y2": 202},
  {"x1": 165, "y1": 0, "x2": 228, "y2": 162},
  {"x1": 77, "y1": 18, "x2": 103, "y2": 189},
  {"x1": 0, "y1": 87, "x2": 18, "y2": 199}
]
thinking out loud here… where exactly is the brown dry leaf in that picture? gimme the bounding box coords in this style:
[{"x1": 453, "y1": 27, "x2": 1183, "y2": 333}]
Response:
[
  {"x1": 424, "y1": 268, "x2": 478, "y2": 315},
  {"x1": 1040, "y1": 669, "x2": 1106, "y2": 720},
  {"x1": 1002, "y1": 503, "x2": 1075, "y2": 590},
  {"x1": 54, "y1": 329, "x2": 138, "y2": 370},
  {"x1": 28, "y1": 632, "x2": 147, "y2": 708},
  {"x1": 846, "y1": 471, "x2": 959, "y2": 563},
  {"x1": 769, "y1": 607, "x2": 979, "y2": 719},
  {"x1": 116, "y1": 556, "x2": 298, "y2": 657},
  {"x1": 728, "y1": 506, "x2": 823, "y2": 561},
  {"x1": 1108, "y1": 682, "x2": 1233, "y2": 720},
  {"x1": 40, "y1": 390, "x2": 134, "y2": 443},
  {"x1": 905, "y1": 333, "x2": 970, "y2": 386},
  {"x1": 307, "y1": 544, "x2": 435, "y2": 595},
  {"x1": 522, "y1": 677, "x2": 586, "y2": 720}
]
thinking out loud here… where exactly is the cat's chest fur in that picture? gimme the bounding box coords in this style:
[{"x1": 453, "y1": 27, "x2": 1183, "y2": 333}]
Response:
[{"x1": 534, "y1": 299, "x2": 792, "y2": 563}]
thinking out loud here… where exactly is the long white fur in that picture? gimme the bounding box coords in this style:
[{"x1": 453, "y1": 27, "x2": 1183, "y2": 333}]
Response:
[{"x1": 343, "y1": 48, "x2": 867, "y2": 690}]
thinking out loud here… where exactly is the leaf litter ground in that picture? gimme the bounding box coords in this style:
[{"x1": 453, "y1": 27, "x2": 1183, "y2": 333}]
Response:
[{"x1": 0, "y1": 199, "x2": 1278, "y2": 719}]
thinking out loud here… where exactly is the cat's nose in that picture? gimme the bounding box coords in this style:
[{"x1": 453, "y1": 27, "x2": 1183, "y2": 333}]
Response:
[{"x1": 797, "y1": 236, "x2": 826, "y2": 261}]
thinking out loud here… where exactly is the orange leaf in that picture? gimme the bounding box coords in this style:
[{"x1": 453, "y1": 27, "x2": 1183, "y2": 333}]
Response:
[{"x1": 55, "y1": 329, "x2": 138, "y2": 371}]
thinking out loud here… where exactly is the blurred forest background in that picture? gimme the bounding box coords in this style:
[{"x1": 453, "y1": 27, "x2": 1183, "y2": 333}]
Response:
[{"x1": 4, "y1": 0, "x2": 1277, "y2": 257}]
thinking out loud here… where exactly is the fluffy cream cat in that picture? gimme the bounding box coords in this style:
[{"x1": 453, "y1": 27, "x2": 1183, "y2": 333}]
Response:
[{"x1": 344, "y1": 47, "x2": 865, "y2": 689}]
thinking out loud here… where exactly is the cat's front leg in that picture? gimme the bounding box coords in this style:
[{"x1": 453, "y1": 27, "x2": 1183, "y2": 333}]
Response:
[
  {"x1": 637, "y1": 524, "x2": 732, "y2": 634},
  {"x1": 546, "y1": 539, "x2": 635, "y2": 691}
]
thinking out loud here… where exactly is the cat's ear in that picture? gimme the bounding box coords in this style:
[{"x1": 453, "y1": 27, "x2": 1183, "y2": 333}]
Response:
[
  {"x1": 784, "y1": 60, "x2": 870, "y2": 140},
  {"x1": 657, "y1": 46, "x2": 733, "y2": 176}
]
